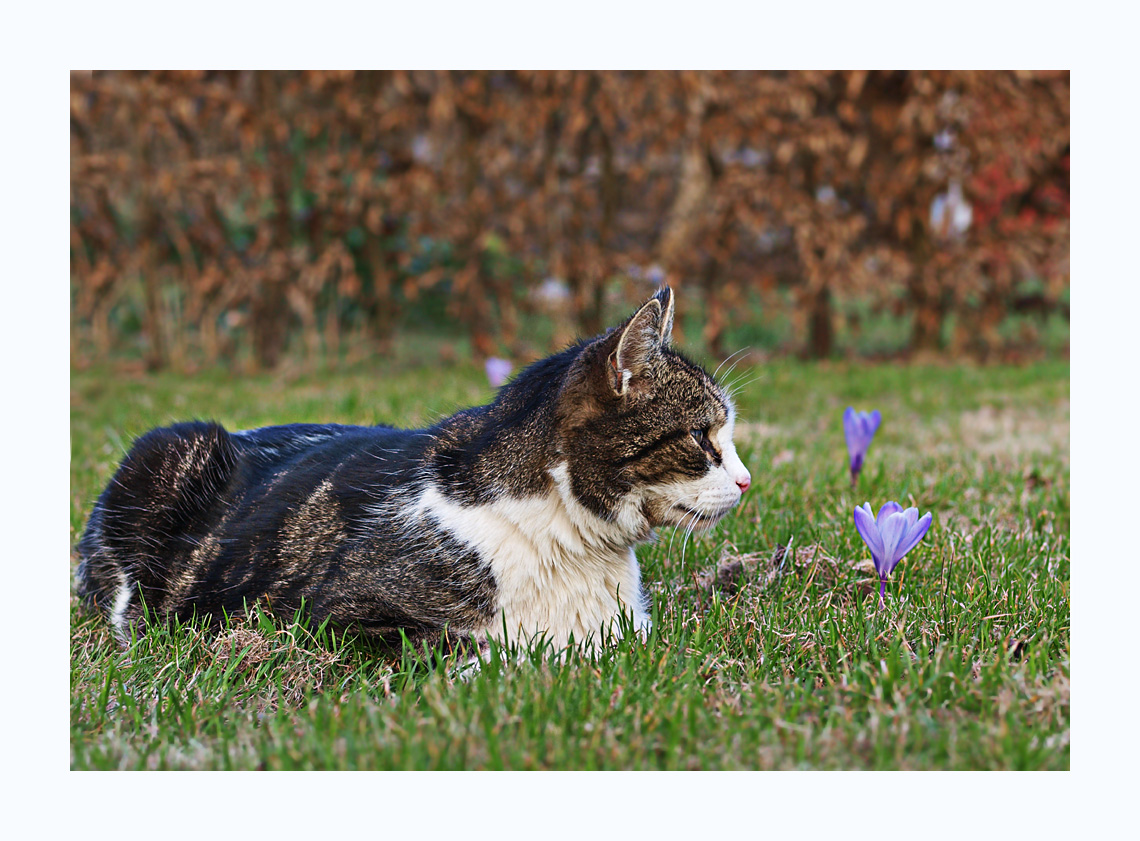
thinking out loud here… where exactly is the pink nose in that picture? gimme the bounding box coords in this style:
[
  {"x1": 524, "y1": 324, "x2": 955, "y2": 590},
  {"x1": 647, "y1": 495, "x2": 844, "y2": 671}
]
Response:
[{"x1": 736, "y1": 475, "x2": 751, "y2": 493}]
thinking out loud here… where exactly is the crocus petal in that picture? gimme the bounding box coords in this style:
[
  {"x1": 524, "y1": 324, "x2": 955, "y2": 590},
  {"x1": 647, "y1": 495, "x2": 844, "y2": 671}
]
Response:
[
  {"x1": 854, "y1": 411, "x2": 879, "y2": 449},
  {"x1": 854, "y1": 504, "x2": 884, "y2": 565},
  {"x1": 901, "y1": 507, "x2": 919, "y2": 530},
  {"x1": 878, "y1": 511, "x2": 909, "y2": 575},
  {"x1": 876, "y1": 501, "x2": 903, "y2": 529},
  {"x1": 843, "y1": 408, "x2": 858, "y2": 457},
  {"x1": 893, "y1": 511, "x2": 933, "y2": 561},
  {"x1": 866, "y1": 410, "x2": 882, "y2": 438}
]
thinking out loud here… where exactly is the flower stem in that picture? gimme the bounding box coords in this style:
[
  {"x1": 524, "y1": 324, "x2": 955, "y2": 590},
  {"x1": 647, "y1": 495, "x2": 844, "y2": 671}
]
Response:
[{"x1": 878, "y1": 578, "x2": 887, "y2": 608}]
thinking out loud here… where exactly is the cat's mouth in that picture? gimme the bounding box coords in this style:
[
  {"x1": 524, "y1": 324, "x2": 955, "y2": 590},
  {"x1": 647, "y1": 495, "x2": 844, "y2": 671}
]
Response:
[{"x1": 670, "y1": 503, "x2": 735, "y2": 529}]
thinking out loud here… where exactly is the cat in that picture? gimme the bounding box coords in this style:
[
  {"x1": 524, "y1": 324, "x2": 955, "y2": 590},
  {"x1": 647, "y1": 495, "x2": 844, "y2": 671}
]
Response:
[{"x1": 75, "y1": 286, "x2": 752, "y2": 655}]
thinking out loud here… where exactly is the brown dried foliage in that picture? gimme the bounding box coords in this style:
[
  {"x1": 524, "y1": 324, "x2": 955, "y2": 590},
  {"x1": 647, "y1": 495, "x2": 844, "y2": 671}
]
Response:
[{"x1": 70, "y1": 71, "x2": 1068, "y2": 369}]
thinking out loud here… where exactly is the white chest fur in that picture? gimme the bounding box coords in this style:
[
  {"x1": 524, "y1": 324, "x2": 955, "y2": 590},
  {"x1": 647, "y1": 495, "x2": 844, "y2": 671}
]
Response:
[{"x1": 409, "y1": 462, "x2": 650, "y2": 650}]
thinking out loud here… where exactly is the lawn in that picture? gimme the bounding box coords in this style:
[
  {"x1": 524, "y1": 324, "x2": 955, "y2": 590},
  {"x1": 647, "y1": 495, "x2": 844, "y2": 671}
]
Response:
[{"x1": 69, "y1": 355, "x2": 1070, "y2": 770}]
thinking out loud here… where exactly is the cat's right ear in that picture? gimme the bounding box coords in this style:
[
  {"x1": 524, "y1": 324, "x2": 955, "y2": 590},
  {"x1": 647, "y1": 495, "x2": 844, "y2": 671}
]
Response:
[
  {"x1": 653, "y1": 285, "x2": 675, "y2": 345},
  {"x1": 607, "y1": 297, "x2": 663, "y2": 397}
]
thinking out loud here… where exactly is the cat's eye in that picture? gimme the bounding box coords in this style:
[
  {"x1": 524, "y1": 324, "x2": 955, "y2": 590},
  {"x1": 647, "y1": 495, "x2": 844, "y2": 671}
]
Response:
[{"x1": 691, "y1": 426, "x2": 721, "y2": 463}]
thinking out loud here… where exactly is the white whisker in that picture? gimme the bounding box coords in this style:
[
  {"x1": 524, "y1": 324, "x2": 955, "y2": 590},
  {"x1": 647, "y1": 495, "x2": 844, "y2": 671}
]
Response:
[
  {"x1": 679, "y1": 508, "x2": 701, "y2": 571},
  {"x1": 712, "y1": 347, "x2": 750, "y2": 380},
  {"x1": 725, "y1": 374, "x2": 762, "y2": 399}
]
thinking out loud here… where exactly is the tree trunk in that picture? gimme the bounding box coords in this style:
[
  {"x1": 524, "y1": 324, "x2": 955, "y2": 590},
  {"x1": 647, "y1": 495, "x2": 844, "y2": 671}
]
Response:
[
  {"x1": 907, "y1": 225, "x2": 944, "y2": 354},
  {"x1": 701, "y1": 268, "x2": 729, "y2": 360},
  {"x1": 658, "y1": 74, "x2": 712, "y2": 271},
  {"x1": 139, "y1": 241, "x2": 167, "y2": 371},
  {"x1": 251, "y1": 263, "x2": 290, "y2": 369},
  {"x1": 908, "y1": 267, "x2": 946, "y2": 354},
  {"x1": 251, "y1": 72, "x2": 293, "y2": 370},
  {"x1": 458, "y1": 116, "x2": 494, "y2": 360},
  {"x1": 806, "y1": 284, "x2": 834, "y2": 359},
  {"x1": 363, "y1": 228, "x2": 396, "y2": 354}
]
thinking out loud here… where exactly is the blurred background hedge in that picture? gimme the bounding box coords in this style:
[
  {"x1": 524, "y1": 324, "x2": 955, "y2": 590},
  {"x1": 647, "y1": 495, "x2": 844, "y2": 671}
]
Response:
[{"x1": 70, "y1": 70, "x2": 1069, "y2": 371}]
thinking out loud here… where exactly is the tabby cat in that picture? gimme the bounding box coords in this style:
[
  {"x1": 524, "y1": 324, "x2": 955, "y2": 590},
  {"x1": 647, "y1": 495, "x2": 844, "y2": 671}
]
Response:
[{"x1": 75, "y1": 287, "x2": 752, "y2": 653}]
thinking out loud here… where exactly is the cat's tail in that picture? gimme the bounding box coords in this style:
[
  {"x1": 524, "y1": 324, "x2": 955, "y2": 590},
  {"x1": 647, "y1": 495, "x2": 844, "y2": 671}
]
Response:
[{"x1": 75, "y1": 421, "x2": 239, "y2": 634}]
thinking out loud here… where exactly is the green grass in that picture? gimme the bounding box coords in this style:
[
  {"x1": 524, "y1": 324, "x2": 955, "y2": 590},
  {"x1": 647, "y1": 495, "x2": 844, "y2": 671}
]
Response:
[{"x1": 70, "y1": 356, "x2": 1070, "y2": 770}]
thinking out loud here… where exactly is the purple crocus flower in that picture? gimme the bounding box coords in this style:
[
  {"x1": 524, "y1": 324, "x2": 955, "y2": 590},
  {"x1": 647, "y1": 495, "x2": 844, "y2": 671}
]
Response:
[
  {"x1": 485, "y1": 357, "x2": 512, "y2": 388},
  {"x1": 853, "y1": 501, "x2": 933, "y2": 604},
  {"x1": 843, "y1": 407, "x2": 881, "y2": 487}
]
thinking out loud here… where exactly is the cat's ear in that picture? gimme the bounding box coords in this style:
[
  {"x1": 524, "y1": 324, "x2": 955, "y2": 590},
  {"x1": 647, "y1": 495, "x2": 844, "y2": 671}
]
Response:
[
  {"x1": 653, "y1": 285, "x2": 675, "y2": 345},
  {"x1": 607, "y1": 297, "x2": 663, "y2": 396}
]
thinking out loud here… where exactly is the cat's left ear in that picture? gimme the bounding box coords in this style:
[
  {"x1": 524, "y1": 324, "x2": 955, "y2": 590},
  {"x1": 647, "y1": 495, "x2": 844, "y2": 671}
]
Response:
[
  {"x1": 608, "y1": 296, "x2": 664, "y2": 397},
  {"x1": 653, "y1": 285, "x2": 675, "y2": 345}
]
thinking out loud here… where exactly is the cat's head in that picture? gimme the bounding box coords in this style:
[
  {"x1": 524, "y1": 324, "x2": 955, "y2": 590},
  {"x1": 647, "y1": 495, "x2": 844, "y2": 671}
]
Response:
[{"x1": 554, "y1": 286, "x2": 752, "y2": 538}]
